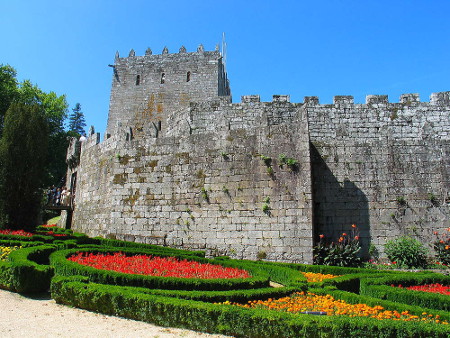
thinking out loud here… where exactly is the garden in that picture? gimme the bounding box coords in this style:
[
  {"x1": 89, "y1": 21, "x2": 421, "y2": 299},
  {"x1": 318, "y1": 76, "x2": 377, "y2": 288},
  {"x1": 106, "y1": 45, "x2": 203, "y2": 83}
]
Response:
[{"x1": 0, "y1": 224, "x2": 449, "y2": 337}]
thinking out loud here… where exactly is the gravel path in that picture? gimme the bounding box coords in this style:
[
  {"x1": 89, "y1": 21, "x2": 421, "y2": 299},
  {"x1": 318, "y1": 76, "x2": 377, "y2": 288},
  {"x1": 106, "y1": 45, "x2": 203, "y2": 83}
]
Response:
[{"x1": 0, "y1": 289, "x2": 230, "y2": 338}]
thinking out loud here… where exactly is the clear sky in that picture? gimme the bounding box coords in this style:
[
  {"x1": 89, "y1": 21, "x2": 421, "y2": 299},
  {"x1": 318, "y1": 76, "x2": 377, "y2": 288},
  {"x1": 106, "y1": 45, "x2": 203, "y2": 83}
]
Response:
[{"x1": 1, "y1": 0, "x2": 449, "y2": 135}]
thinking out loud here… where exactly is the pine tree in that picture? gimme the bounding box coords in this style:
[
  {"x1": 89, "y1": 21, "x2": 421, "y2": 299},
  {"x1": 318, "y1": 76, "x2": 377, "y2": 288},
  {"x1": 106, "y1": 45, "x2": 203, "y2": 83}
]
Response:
[
  {"x1": 0, "y1": 103, "x2": 48, "y2": 229},
  {"x1": 68, "y1": 103, "x2": 86, "y2": 136}
]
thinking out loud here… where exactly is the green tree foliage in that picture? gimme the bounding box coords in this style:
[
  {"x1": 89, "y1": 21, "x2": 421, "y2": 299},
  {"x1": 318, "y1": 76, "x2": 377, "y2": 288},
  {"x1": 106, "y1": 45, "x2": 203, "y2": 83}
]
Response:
[
  {"x1": 68, "y1": 103, "x2": 86, "y2": 136},
  {"x1": 0, "y1": 103, "x2": 49, "y2": 229},
  {"x1": 16, "y1": 79, "x2": 69, "y2": 186},
  {"x1": 0, "y1": 64, "x2": 70, "y2": 229},
  {"x1": 0, "y1": 65, "x2": 19, "y2": 135}
]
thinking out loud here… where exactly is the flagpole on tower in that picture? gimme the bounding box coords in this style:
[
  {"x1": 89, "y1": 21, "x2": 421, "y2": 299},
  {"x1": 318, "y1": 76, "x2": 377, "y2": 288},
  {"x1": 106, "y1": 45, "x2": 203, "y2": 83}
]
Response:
[{"x1": 221, "y1": 32, "x2": 227, "y2": 72}]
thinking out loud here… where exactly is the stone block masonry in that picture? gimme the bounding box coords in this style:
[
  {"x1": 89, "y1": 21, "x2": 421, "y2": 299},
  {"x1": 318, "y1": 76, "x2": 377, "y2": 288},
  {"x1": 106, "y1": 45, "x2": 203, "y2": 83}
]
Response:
[{"x1": 64, "y1": 45, "x2": 449, "y2": 263}]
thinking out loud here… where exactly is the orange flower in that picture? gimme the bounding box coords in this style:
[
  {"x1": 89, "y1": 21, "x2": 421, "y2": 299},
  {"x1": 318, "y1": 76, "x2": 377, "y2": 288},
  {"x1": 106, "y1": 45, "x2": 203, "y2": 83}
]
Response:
[
  {"x1": 342, "y1": 233, "x2": 347, "y2": 236},
  {"x1": 351, "y1": 224, "x2": 357, "y2": 228},
  {"x1": 338, "y1": 237, "x2": 344, "y2": 243},
  {"x1": 354, "y1": 236, "x2": 359, "y2": 240},
  {"x1": 319, "y1": 234, "x2": 324, "y2": 239}
]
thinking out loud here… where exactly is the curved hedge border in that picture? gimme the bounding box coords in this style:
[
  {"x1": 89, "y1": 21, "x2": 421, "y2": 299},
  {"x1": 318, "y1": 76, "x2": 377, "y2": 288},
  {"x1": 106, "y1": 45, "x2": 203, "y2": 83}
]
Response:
[
  {"x1": 50, "y1": 275, "x2": 450, "y2": 337},
  {"x1": 0, "y1": 231, "x2": 449, "y2": 336},
  {"x1": 0, "y1": 245, "x2": 56, "y2": 292},
  {"x1": 360, "y1": 273, "x2": 450, "y2": 311},
  {"x1": 50, "y1": 247, "x2": 271, "y2": 291}
]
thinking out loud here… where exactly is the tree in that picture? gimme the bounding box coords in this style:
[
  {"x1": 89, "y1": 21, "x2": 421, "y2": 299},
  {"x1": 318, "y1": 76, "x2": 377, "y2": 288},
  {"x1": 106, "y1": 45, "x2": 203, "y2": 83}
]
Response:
[
  {"x1": 0, "y1": 64, "x2": 19, "y2": 136},
  {"x1": 17, "y1": 80, "x2": 69, "y2": 186},
  {"x1": 0, "y1": 103, "x2": 48, "y2": 230},
  {"x1": 68, "y1": 103, "x2": 86, "y2": 136}
]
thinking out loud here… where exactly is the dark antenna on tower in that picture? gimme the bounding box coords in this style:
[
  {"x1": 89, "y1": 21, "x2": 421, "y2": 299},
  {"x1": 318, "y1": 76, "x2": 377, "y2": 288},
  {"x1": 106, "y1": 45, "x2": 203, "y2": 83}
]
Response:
[{"x1": 221, "y1": 32, "x2": 227, "y2": 72}]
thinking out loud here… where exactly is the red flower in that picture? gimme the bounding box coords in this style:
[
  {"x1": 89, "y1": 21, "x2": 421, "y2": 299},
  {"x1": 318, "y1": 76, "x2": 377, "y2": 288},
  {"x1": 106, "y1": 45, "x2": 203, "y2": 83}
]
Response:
[{"x1": 68, "y1": 252, "x2": 251, "y2": 279}]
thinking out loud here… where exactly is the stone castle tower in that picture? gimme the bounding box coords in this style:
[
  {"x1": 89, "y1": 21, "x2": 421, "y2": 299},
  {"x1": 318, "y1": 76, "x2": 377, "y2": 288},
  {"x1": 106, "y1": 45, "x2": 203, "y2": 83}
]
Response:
[
  {"x1": 64, "y1": 45, "x2": 450, "y2": 263},
  {"x1": 106, "y1": 45, "x2": 230, "y2": 139}
]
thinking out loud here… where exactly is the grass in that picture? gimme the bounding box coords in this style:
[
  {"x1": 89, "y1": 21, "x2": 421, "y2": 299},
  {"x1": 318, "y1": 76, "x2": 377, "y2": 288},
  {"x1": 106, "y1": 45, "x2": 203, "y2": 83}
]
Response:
[{"x1": 46, "y1": 216, "x2": 61, "y2": 224}]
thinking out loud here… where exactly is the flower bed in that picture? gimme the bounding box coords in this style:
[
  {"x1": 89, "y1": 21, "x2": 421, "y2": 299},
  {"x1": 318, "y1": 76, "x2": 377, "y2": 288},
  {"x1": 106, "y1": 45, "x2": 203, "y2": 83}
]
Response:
[
  {"x1": 0, "y1": 230, "x2": 33, "y2": 237},
  {"x1": 301, "y1": 271, "x2": 339, "y2": 283},
  {"x1": 68, "y1": 252, "x2": 251, "y2": 279},
  {"x1": 220, "y1": 291, "x2": 449, "y2": 325},
  {"x1": 395, "y1": 283, "x2": 450, "y2": 296},
  {"x1": 0, "y1": 245, "x2": 21, "y2": 261}
]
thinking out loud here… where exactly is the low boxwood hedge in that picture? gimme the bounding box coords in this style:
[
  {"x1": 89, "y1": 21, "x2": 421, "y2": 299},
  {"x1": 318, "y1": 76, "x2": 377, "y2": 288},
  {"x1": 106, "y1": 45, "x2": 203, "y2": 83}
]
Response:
[
  {"x1": 360, "y1": 273, "x2": 450, "y2": 311},
  {"x1": 214, "y1": 258, "x2": 307, "y2": 287},
  {"x1": 50, "y1": 247, "x2": 271, "y2": 291},
  {"x1": 50, "y1": 276, "x2": 450, "y2": 337},
  {"x1": 93, "y1": 237, "x2": 205, "y2": 257},
  {"x1": 1, "y1": 245, "x2": 56, "y2": 292}
]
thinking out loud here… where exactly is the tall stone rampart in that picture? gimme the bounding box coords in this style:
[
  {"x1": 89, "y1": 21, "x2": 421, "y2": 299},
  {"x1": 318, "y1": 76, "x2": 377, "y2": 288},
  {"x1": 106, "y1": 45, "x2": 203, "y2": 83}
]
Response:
[
  {"x1": 70, "y1": 94, "x2": 313, "y2": 263},
  {"x1": 306, "y1": 93, "x2": 450, "y2": 254}
]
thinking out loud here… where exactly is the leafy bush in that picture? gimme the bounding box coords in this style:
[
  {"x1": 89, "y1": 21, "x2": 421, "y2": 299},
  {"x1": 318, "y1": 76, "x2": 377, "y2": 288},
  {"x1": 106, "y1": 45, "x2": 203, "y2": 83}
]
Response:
[
  {"x1": 384, "y1": 236, "x2": 429, "y2": 269},
  {"x1": 313, "y1": 225, "x2": 362, "y2": 267},
  {"x1": 433, "y1": 229, "x2": 450, "y2": 265}
]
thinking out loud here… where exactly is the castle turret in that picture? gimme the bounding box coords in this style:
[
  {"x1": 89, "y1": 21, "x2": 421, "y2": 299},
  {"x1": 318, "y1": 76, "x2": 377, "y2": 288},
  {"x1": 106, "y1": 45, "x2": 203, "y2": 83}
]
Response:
[{"x1": 106, "y1": 45, "x2": 231, "y2": 137}]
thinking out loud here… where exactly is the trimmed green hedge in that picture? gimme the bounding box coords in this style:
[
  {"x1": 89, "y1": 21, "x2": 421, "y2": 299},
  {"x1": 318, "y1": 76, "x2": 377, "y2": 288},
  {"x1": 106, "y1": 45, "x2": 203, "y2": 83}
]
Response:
[
  {"x1": 93, "y1": 237, "x2": 205, "y2": 257},
  {"x1": 50, "y1": 248, "x2": 270, "y2": 291},
  {"x1": 1, "y1": 245, "x2": 56, "y2": 292},
  {"x1": 51, "y1": 276, "x2": 450, "y2": 337},
  {"x1": 0, "y1": 239, "x2": 45, "y2": 247},
  {"x1": 213, "y1": 258, "x2": 307, "y2": 287},
  {"x1": 53, "y1": 275, "x2": 303, "y2": 303},
  {"x1": 360, "y1": 273, "x2": 450, "y2": 311}
]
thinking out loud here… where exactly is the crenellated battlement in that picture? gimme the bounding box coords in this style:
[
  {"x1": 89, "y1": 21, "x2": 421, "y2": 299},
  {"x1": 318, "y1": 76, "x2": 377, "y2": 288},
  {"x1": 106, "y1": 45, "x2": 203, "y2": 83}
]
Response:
[
  {"x1": 114, "y1": 44, "x2": 221, "y2": 61},
  {"x1": 240, "y1": 92, "x2": 450, "y2": 106}
]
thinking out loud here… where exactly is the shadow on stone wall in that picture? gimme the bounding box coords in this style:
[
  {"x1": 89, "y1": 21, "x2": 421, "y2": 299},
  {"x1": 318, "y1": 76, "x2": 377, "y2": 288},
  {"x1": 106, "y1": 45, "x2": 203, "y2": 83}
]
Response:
[{"x1": 310, "y1": 143, "x2": 370, "y2": 257}]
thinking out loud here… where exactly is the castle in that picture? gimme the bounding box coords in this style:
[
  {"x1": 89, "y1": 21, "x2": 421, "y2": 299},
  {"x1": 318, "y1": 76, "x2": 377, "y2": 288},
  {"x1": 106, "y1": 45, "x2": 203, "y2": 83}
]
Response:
[{"x1": 63, "y1": 45, "x2": 450, "y2": 263}]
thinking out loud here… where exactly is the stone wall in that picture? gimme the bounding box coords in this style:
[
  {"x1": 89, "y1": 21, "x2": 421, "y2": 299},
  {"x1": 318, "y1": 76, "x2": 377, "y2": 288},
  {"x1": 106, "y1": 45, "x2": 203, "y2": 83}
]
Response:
[
  {"x1": 307, "y1": 93, "x2": 450, "y2": 255},
  {"x1": 70, "y1": 95, "x2": 313, "y2": 263}
]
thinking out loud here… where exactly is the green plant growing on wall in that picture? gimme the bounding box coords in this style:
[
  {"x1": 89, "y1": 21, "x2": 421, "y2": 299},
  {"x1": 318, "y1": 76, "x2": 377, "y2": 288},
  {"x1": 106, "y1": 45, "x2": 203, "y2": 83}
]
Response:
[
  {"x1": 278, "y1": 154, "x2": 287, "y2": 165},
  {"x1": 222, "y1": 186, "x2": 230, "y2": 195},
  {"x1": 266, "y1": 166, "x2": 274, "y2": 176},
  {"x1": 257, "y1": 250, "x2": 267, "y2": 260},
  {"x1": 201, "y1": 187, "x2": 210, "y2": 203},
  {"x1": 278, "y1": 154, "x2": 299, "y2": 171},
  {"x1": 260, "y1": 155, "x2": 272, "y2": 167},
  {"x1": 285, "y1": 157, "x2": 299, "y2": 171},
  {"x1": 428, "y1": 192, "x2": 438, "y2": 205},
  {"x1": 396, "y1": 196, "x2": 406, "y2": 206},
  {"x1": 262, "y1": 197, "x2": 271, "y2": 215},
  {"x1": 220, "y1": 151, "x2": 229, "y2": 160},
  {"x1": 390, "y1": 109, "x2": 399, "y2": 120}
]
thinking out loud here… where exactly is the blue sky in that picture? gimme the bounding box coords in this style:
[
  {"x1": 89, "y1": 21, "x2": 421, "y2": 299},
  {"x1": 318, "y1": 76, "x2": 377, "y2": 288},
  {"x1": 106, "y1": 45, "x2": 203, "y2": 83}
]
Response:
[{"x1": 1, "y1": 0, "x2": 449, "y2": 135}]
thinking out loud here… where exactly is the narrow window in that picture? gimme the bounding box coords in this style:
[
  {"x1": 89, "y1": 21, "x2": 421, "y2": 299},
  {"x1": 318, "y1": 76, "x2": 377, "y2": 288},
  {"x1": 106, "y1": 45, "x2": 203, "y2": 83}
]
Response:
[
  {"x1": 186, "y1": 71, "x2": 191, "y2": 82},
  {"x1": 136, "y1": 75, "x2": 140, "y2": 85},
  {"x1": 161, "y1": 73, "x2": 165, "y2": 84}
]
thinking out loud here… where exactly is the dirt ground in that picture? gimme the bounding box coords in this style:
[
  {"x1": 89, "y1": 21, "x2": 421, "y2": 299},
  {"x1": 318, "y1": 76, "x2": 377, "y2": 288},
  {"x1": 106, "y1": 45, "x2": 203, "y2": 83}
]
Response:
[{"x1": 0, "y1": 289, "x2": 231, "y2": 338}]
